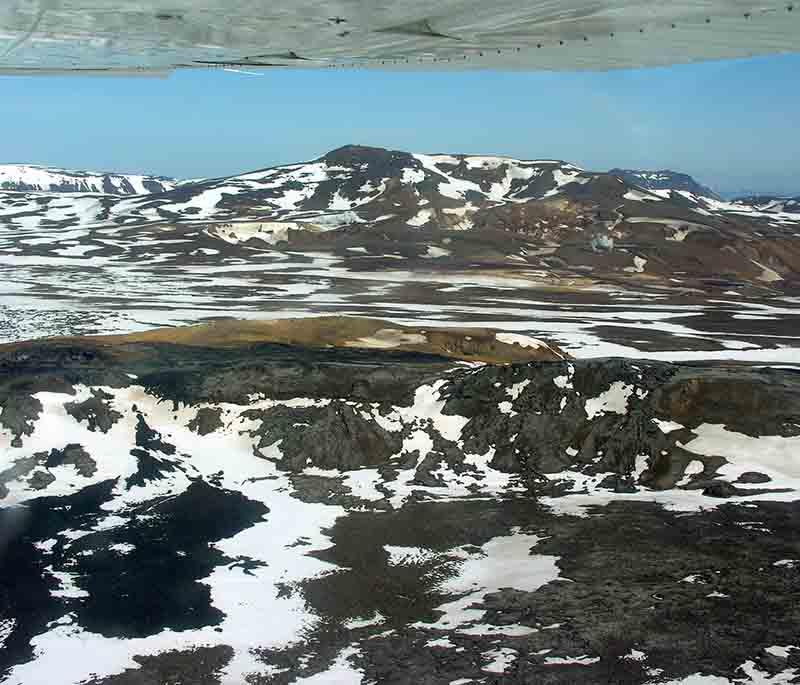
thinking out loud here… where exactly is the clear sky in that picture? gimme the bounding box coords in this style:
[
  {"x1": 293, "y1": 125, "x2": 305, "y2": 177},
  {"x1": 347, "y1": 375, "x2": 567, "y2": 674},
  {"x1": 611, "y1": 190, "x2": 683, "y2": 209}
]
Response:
[{"x1": 2, "y1": 53, "x2": 798, "y2": 195}]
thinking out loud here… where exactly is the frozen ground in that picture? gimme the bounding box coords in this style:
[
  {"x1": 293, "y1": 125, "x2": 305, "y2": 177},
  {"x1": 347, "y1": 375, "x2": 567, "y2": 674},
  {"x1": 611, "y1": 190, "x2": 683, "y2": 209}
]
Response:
[{"x1": 1, "y1": 244, "x2": 799, "y2": 363}]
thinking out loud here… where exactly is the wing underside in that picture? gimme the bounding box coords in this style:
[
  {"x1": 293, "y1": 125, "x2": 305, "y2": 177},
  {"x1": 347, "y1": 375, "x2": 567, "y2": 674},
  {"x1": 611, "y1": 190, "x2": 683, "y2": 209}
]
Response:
[{"x1": 0, "y1": 0, "x2": 798, "y2": 75}]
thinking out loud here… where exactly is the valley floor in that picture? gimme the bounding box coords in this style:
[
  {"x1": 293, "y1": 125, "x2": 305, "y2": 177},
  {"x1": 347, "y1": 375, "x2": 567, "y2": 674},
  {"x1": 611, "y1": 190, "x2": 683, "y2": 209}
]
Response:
[
  {"x1": 6, "y1": 272, "x2": 800, "y2": 365},
  {"x1": 2, "y1": 256, "x2": 799, "y2": 363}
]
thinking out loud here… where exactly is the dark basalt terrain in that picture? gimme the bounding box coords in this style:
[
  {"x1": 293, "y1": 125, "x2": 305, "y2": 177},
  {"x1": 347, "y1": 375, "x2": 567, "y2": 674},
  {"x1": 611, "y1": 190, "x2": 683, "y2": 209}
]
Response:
[
  {"x1": 0, "y1": 329, "x2": 798, "y2": 684},
  {"x1": 1, "y1": 147, "x2": 799, "y2": 684}
]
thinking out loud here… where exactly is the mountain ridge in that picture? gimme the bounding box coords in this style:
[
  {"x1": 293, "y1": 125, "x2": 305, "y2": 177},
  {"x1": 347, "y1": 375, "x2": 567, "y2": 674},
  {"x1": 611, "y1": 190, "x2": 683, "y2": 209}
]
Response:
[
  {"x1": 1, "y1": 144, "x2": 799, "y2": 297},
  {"x1": 0, "y1": 163, "x2": 176, "y2": 195},
  {"x1": 607, "y1": 167, "x2": 720, "y2": 200},
  {"x1": 5, "y1": 147, "x2": 790, "y2": 206}
]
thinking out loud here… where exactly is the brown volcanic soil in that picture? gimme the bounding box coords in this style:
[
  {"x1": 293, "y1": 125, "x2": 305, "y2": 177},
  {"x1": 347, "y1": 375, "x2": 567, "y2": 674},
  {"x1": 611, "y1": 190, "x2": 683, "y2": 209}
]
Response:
[{"x1": 0, "y1": 316, "x2": 569, "y2": 364}]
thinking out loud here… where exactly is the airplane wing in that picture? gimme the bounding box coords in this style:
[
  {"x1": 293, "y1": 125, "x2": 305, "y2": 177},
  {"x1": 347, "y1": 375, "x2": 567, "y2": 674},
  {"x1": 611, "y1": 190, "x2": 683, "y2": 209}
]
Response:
[{"x1": 1, "y1": 0, "x2": 798, "y2": 75}]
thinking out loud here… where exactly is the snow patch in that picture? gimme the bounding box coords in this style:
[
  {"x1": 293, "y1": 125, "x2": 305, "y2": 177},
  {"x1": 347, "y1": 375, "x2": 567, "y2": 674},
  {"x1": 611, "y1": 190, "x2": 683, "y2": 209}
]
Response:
[
  {"x1": 482, "y1": 647, "x2": 518, "y2": 674},
  {"x1": 584, "y1": 382, "x2": 634, "y2": 419}
]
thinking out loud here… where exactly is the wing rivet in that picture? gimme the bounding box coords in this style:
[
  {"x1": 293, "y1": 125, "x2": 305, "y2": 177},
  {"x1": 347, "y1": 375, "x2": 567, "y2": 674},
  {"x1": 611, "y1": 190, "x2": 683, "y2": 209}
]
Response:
[
  {"x1": 559, "y1": 39, "x2": 564, "y2": 45},
  {"x1": 744, "y1": 12, "x2": 751, "y2": 18},
  {"x1": 705, "y1": 17, "x2": 711, "y2": 23}
]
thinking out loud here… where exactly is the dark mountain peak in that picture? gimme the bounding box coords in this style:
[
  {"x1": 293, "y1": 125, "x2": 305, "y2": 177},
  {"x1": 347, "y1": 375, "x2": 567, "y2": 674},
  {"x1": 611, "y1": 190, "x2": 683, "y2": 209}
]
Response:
[
  {"x1": 608, "y1": 168, "x2": 719, "y2": 200},
  {"x1": 324, "y1": 143, "x2": 388, "y2": 155},
  {"x1": 322, "y1": 144, "x2": 411, "y2": 164},
  {"x1": 320, "y1": 144, "x2": 420, "y2": 179}
]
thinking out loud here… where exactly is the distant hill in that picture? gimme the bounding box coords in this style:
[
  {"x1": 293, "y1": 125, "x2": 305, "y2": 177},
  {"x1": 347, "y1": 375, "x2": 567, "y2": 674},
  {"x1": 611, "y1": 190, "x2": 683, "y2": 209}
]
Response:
[
  {"x1": 731, "y1": 195, "x2": 800, "y2": 214},
  {"x1": 608, "y1": 168, "x2": 719, "y2": 200},
  {"x1": 0, "y1": 164, "x2": 176, "y2": 195}
]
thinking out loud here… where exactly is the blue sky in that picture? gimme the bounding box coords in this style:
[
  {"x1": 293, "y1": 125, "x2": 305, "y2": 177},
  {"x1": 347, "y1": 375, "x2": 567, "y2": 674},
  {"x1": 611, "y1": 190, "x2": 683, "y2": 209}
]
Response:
[{"x1": 2, "y1": 53, "x2": 799, "y2": 195}]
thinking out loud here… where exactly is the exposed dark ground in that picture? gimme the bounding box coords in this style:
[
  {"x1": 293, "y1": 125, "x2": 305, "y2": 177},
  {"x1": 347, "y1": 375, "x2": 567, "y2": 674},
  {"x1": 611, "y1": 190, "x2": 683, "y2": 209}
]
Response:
[{"x1": 0, "y1": 339, "x2": 798, "y2": 683}]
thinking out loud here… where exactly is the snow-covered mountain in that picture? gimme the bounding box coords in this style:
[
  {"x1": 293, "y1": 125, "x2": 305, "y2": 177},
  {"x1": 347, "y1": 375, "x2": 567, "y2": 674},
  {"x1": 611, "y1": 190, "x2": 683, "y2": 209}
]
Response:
[
  {"x1": 0, "y1": 164, "x2": 176, "y2": 195},
  {"x1": 0, "y1": 146, "x2": 594, "y2": 230},
  {"x1": 608, "y1": 168, "x2": 720, "y2": 200},
  {"x1": 2, "y1": 146, "x2": 791, "y2": 235},
  {"x1": 1, "y1": 145, "x2": 799, "y2": 297},
  {"x1": 0, "y1": 146, "x2": 789, "y2": 232}
]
